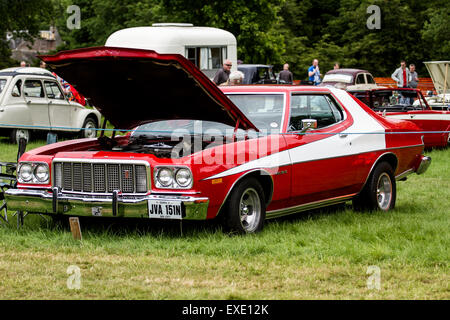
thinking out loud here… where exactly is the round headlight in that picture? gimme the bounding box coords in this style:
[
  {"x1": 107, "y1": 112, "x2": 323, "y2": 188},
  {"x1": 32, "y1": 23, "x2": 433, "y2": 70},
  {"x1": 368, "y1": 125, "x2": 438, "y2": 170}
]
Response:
[
  {"x1": 157, "y1": 168, "x2": 173, "y2": 187},
  {"x1": 34, "y1": 164, "x2": 49, "y2": 182},
  {"x1": 19, "y1": 163, "x2": 33, "y2": 182},
  {"x1": 175, "y1": 168, "x2": 192, "y2": 187}
]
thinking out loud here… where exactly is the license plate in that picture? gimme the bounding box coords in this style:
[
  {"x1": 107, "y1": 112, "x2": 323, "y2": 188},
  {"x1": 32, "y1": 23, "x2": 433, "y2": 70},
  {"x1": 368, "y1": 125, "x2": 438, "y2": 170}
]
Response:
[{"x1": 148, "y1": 200, "x2": 182, "y2": 219}]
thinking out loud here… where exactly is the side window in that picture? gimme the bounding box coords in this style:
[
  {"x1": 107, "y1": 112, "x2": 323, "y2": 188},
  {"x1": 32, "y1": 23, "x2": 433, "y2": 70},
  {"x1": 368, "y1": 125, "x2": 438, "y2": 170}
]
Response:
[
  {"x1": 356, "y1": 74, "x2": 365, "y2": 84},
  {"x1": 0, "y1": 79, "x2": 6, "y2": 94},
  {"x1": 366, "y1": 74, "x2": 376, "y2": 84},
  {"x1": 289, "y1": 94, "x2": 343, "y2": 131},
  {"x1": 44, "y1": 81, "x2": 64, "y2": 99},
  {"x1": 11, "y1": 79, "x2": 22, "y2": 97},
  {"x1": 325, "y1": 95, "x2": 344, "y2": 122},
  {"x1": 23, "y1": 80, "x2": 44, "y2": 98}
]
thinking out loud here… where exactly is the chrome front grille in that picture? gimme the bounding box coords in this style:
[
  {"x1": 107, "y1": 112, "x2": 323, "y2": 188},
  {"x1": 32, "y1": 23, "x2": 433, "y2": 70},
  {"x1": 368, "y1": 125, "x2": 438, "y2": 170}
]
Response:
[{"x1": 53, "y1": 161, "x2": 148, "y2": 194}]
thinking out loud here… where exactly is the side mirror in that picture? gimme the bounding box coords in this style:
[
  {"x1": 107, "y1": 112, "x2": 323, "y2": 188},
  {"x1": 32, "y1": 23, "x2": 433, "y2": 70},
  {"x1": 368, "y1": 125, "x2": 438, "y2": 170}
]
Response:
[{"x1": 300, "y1": 119, "x2": 317, "y2": 133}]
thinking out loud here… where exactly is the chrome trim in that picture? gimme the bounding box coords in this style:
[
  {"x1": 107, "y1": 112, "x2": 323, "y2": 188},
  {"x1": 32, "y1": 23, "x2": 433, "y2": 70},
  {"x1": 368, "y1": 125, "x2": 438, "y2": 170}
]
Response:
[
  {"x1": 395, "y1": 168, "x2": 414, "y2": 180},
  {"x1": 5, "y1": 189, "x2": 209, "y2": 220},
  {"x1": 266, "y1": 194, "x2": 355, "y2": 219},
  {"x1": 51, "y1": 158, "x2": 150, "y2": 195}
]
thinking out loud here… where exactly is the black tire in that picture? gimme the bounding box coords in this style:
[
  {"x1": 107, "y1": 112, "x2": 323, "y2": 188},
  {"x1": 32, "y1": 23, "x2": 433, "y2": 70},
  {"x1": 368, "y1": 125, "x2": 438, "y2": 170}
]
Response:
[
  {"x1": 10, "y1": 128, "x2": 30, "y2": 144},
  {"x1": 353, "y1": 162, "x2": 396, "y2": 211},
  {"x1": 79, "y1": 117, "x2": 98, "y2": 139},
  {"x1": 222, "y1": 177, "x2": 266, "y2": 234}
]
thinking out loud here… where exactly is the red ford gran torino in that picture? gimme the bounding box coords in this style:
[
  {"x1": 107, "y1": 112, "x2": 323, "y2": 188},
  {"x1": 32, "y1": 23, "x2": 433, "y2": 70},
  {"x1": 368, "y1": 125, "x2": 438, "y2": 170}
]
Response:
[
  {"x1": 5, "y1": 47, "x2": 431, "y2": 234},
  {"x1": 350, "y1": 88, "x2": 450, "y2": 148}
]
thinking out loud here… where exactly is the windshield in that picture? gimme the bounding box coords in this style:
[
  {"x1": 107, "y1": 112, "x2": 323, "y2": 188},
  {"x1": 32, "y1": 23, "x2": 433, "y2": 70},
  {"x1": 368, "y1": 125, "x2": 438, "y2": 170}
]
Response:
[
  {"x1": 371, "y1": 90, "x2": 426, "y2": 110},
  {"x1": 131, "y1": 120, "x2": 239, "y2": 139},
  {"x1": 226, "y1": 94, "x2": 284, "y2": 132},
  {"x1": 322, "y1": 74, "x2": 353, "y2": 83},
  {"x1": 0, "y1": 79, "x2": 6, "y2": 94}
]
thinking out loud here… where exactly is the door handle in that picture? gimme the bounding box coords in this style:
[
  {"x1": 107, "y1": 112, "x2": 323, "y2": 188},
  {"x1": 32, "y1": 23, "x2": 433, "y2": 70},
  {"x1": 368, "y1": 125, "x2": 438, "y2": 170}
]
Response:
[
  {"x1": 0, "y1": 108, "x2": 4, "y2": 112},
  {"x1": 339, "y1": 133, "x2": 348, "y2": 138},
  {"x1": 48, "y1": 100, "x2": 52, "y2": 105}
]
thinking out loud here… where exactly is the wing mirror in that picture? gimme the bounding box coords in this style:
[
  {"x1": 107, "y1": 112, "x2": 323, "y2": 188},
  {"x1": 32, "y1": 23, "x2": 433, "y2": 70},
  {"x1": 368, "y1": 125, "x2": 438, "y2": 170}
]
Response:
[{"x1": 300, "y1": 119, "x2": 317, "y2": 133}]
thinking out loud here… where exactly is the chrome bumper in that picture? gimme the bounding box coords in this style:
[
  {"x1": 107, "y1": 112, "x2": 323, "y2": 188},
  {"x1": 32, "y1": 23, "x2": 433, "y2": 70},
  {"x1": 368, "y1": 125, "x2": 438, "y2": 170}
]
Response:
[
  {"x1": 4, "y1": 189, "x2": 209, "y2": 220},
  {"x1": 416, "y1": 156, "x2": 431, "y2": 175}
]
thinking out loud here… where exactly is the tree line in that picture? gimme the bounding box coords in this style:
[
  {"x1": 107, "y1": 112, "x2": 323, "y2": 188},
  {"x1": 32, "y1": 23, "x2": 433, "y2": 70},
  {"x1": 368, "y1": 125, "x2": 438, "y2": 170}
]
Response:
[{"x1": 1, "y1": 0, "x2": 448, "y2": 78}]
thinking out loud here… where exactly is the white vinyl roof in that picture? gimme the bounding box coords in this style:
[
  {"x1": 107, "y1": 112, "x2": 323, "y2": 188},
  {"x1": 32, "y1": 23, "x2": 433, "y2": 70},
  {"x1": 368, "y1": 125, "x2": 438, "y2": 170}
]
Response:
[
  {"x1": 0, "y1": 67, "x2": 54, "y2": 77},
  {"x1": 105, "y1": 25, "x2": 237, "y2": 55}
]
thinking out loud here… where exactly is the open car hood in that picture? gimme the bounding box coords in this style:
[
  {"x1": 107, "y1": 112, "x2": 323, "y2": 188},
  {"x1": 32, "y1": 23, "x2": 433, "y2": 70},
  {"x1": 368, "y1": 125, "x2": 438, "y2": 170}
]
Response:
[
  {"x1": 39, "y1": 46, "x2": 257, "y2": 131},
  {"x1": 424, "y1": 61, "x2": 450, "y2": 95}
]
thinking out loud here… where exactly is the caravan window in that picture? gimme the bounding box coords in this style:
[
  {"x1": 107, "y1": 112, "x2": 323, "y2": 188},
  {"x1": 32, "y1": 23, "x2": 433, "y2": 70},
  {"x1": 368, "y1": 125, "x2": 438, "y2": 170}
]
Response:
[{"x1": 186, "y1": 47, "x2": 227, "y2": 70}]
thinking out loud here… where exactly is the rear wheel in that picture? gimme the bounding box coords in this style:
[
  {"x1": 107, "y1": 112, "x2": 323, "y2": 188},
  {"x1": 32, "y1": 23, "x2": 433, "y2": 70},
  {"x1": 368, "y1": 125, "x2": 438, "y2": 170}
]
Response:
[
  {"x1": 10, "y1": 128, "x2": 30, "y2": 144},
  {"x1": 80, "y1": 117, "x2": 97, "y2": 139},
  {"x1": 222, "y1": 177, "x2": 266, "y2": 234},
  {"x1": 353, "y1": 162, "x2": 396, "y2": 211}
]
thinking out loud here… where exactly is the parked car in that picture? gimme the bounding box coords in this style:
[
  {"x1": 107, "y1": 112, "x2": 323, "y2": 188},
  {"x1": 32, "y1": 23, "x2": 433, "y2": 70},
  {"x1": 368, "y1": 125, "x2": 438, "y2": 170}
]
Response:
[
  {"x1": 5, "y1": 47, "x2": 431, "y2": 234},
  {"x1": 423, "y1": 61, "x2": 450, "y2": 110},
  {"x1": 237, "y1": 64, "x2": 278, "y2": 84},
  {"x1": 350, "y1": 88, "x2": 450, "y2": 148},
  {"x1": 320, "y1": 68, "x2": 381, "y2": 91},
  {"x1": 0, "y1": 67, "x2": 101, "y2": 143}
]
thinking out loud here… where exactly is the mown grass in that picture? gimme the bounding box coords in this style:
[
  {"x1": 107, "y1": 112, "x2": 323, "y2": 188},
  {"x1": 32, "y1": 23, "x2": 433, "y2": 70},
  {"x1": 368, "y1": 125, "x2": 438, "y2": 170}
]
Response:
[{"x1": 0, "y1": 139, "x2": 448, "y2": 299}]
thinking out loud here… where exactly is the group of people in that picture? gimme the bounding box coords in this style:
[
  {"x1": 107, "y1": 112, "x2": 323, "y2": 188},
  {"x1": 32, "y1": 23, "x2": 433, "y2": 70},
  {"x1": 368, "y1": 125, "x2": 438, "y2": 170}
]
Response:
[
  {"x1": 391, "y1": 60, "x2": 419, "y2": 89},
  {"x1": 212, "y1": 57, "x2": 340, "y2": 87}
]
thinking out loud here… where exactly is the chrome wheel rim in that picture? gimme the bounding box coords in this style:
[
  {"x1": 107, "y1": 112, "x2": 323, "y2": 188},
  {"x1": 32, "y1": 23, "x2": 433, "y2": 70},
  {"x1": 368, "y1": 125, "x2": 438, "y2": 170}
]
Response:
[
  {"x1": 239, "y1": 188, "x2": 261, "y2": 232},
  {"x1": 16, "y1": 129, "x2": 29, "y2": 142},
  {"x1": 83, "y1": 121, "x2": 97, "y2": 138},
  {"x1": 376, "y1": 173, "x2": 392, "y2": 210}
]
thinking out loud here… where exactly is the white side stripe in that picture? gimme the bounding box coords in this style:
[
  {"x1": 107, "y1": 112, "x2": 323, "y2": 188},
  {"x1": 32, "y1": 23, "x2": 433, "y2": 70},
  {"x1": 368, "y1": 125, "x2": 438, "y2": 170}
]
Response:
[{"x1": 386, "y1": 113, "x2": 450, "y2": 121}]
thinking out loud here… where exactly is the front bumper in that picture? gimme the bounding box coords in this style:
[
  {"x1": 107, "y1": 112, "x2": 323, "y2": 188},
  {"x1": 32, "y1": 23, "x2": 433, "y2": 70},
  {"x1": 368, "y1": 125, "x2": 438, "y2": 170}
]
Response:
[{"x1": 5, "y1": 189, "x2": 209, "y2": 220}]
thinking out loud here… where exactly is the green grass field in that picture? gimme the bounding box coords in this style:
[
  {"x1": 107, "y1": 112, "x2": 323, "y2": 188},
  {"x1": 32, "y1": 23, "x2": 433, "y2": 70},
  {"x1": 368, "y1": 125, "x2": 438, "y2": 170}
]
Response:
[{"x1": 0, "y1": 139, "x2": 448, "y2": 299}]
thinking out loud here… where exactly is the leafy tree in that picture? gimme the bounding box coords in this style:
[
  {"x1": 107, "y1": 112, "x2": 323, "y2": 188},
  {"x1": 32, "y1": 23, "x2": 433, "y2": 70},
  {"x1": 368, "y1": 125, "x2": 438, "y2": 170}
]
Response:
[
  {"x1": 0, "y1": 0, "x2": 54, "y2": 68},
  {"x1": 421, "y1": 1, "x2": 450, "y2": 60},
  {"x1": 162, "y1": 0, "x2": 286, "y2": 64}
]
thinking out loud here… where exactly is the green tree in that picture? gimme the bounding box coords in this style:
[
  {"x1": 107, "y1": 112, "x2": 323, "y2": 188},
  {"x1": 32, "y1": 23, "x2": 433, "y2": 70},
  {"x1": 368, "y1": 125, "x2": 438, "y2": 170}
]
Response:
[{"x1": 0, "y1": 0, "x2": 54, "y2": 68}]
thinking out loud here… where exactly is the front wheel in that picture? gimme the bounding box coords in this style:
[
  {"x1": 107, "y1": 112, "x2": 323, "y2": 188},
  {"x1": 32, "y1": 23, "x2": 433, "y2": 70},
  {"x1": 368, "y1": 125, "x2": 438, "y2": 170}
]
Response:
[
  {"x1": 79, "y1": 117, "x2": 98, "y2": 139},
  {"x1": 353, "y1": 162, "x2": 396, "y2": 211},
  {"x1": 222, "y1": 177, "x2": 266, "y2": 234}
]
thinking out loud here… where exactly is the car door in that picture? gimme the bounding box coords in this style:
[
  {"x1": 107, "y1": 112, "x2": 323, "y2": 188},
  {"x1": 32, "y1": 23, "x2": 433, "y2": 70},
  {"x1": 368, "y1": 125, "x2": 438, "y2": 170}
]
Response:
[
  {"x1": 44, "y1": 80, "x2": 74, "y2": 131},
  {"x1": 23, "y1": 79, "x2": 51, "y2": 130},
  {"x1": 284, "y1": 93, "x2": 362, "y2": 206}
]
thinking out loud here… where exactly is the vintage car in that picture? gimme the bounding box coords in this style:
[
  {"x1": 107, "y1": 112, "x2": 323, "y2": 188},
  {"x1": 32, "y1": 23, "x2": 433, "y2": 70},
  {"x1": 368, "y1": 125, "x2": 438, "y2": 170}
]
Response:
[
  {"x1": 320, "y1": 68, "x2": 380, "y2": 91},
  {"x1": 0, "y1": 67, "x2": 101, "y2": 143},
  {"x1": 5, "y1": 47, "x2": 431, "y2": 234},
  {"x1": 237, "y1": 64, "x2": 278, "y2": 84},
  {"x1": 422, "y1": 61, "x2": 450, "y2": 111},
  {"x1": 350, "y1": 88, "x2": 450, "y2": 148}
]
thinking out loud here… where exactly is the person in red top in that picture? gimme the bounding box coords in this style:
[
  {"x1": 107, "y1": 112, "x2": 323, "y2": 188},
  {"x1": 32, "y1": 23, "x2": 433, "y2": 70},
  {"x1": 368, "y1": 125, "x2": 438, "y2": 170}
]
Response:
[{"x1": 391, "y1": 60, "x2": 411, "y2": 88}]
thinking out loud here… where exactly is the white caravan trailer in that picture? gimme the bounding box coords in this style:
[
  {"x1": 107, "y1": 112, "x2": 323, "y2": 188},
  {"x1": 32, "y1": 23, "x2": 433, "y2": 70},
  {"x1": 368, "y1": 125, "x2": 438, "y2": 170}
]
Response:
[{"x1": 105, "y1": 23, "x2": 237, "y2": 79}]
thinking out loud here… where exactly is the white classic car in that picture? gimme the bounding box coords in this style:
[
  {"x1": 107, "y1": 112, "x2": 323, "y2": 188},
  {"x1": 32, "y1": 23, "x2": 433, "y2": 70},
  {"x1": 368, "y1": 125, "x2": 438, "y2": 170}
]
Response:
[{"x1": 0, "y1": 67, "x2": 101, "y2": 143}]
